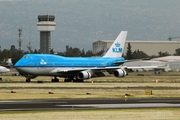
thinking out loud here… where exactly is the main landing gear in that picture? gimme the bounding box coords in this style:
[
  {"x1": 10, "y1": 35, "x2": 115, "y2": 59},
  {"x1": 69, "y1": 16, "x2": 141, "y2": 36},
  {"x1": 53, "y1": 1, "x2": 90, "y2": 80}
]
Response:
[
  {"x1": 24, "y1": 76, "x2": 83, "y2": 83},
  {"x1": 25, "y1": 76, "x2": 59, "y2": 82},
  {"x1": 26, "y1": 77, "x2": 31, "y2": 82},
  {"x1": 25, "y1": 75, "x2": 36, "y2": 82},
  {"x1": 51, "y1": 76, "x2": 59, "y2": 82},
  {"x1": 64, "y1": 77, "x2": 84, "y2": 82}
]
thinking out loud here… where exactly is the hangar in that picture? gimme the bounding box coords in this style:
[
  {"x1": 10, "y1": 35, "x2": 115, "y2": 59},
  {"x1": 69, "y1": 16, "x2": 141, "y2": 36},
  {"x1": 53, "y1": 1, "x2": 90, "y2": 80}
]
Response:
[
  {"x1": 92, "y1": 40, "x2": 180, "y2": 56},
  {"x1": 123, "y1": 56, "x2": 180, "y2": 72},
  {"x1": 152, "y1": 56, "x2": 180, "y2": 71}
]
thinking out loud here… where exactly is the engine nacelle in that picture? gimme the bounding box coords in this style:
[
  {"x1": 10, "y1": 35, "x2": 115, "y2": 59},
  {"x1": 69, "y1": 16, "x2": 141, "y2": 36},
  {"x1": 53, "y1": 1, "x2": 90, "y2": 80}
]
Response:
[
  {"x1": 78, "y1": 71, "x2": 92, "y2": 79},
  {"x1": 113, "y1": 69, "x2": 127, "y2": 77}
]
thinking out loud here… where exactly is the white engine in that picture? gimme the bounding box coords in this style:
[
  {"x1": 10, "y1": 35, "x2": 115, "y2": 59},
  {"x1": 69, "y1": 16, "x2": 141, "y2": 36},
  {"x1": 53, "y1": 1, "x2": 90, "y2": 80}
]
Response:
[
  {"x1": 113, "y1": 69, "x2": 127, "y2": 77},
  {"x1": 78, "y1": 71, "x2": 92, "y2": 79}
]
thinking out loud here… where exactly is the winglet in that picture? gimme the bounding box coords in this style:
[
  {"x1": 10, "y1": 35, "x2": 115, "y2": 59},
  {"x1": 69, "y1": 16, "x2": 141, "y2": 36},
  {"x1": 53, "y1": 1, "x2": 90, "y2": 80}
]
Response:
[{"x1": 102, "y1": 31, "x2": 127, "y2": 58}]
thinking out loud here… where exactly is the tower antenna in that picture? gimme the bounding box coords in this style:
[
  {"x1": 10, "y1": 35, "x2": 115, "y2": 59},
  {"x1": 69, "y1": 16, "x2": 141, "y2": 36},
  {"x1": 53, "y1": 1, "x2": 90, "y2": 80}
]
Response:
[{"x1": 18, "y1": 28, "x2": 23, "y2": 51}]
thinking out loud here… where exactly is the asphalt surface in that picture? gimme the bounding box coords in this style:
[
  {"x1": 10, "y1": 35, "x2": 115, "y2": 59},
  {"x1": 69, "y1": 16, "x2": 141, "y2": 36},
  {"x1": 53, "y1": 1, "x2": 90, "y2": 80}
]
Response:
[{"x1": 0, "y1": 98, "x2": 180, "y2": 111}]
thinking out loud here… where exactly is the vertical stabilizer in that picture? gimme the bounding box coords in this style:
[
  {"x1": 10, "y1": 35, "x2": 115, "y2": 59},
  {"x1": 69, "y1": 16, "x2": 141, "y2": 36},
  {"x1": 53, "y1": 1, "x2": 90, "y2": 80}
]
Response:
[{"x1": 102, "y1": 31, "x2": 127, "y2": 58}]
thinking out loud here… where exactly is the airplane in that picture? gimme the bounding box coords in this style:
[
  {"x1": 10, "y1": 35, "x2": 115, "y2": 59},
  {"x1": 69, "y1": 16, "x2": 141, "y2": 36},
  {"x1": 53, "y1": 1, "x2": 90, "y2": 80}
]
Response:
[
  {"x1": 14, "y1": 31, "x2": 157, "y2": 82},
  {"x1": 0, "y1": 66, "x2": 10, "y2": 74}
]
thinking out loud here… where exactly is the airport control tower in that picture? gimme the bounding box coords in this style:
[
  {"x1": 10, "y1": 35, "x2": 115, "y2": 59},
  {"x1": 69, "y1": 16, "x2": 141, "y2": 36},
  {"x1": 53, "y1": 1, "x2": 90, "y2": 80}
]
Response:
[{"x1": 37, "y1": 14, "x2": 56, "y2": 53}]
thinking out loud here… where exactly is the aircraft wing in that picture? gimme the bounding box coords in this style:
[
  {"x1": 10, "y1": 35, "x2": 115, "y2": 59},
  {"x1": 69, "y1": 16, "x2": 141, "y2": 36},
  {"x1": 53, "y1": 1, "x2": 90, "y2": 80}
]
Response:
[
  {"x1": 124, "y1": 58, "x2": 150, "y2": 63},
  {"x1": 50, "y1": 65, "x2": 158, "y2": 74},
  {"x1": 126, "y1": 66, "x2": 158, "y2": 69},
  {"x1": 50, "y1": 68, "x2": 87, "y2": 73},
  {"x1": 114, "y1": 59, "x2": 151, "y2": 65},
  {"x1": 50, "y1": 66, "x2": 124, "y2": 73}
]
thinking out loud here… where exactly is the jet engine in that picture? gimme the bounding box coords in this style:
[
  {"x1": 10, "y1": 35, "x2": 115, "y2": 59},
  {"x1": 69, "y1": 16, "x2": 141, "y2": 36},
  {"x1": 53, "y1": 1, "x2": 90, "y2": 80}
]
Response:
[
  {"x1": 113, "y1": 69, "x2": 127, "y2": 77},
  {"x1": 78, "y1": 71, "x2": 92, "y2": 79}
]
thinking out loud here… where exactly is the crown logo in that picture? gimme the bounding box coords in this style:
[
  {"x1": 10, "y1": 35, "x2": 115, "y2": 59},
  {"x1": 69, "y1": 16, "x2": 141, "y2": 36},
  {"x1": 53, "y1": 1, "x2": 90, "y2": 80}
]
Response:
[
  {"x1": 115, "y1": 42, "x2": 120, "y2": 47},
  {"x1": 40, "y1": 59, "x2": 47, "y2": 65}
]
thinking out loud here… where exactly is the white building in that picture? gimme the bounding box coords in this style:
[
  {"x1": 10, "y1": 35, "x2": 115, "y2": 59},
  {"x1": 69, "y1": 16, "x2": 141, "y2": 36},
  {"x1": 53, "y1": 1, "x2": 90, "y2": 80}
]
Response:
[
  {"x1": 152, "y1": 56, "x2": 180, "y2": 71},
  {"x1": 124, "y1": 56, "x2": 180, "y2": 71},
  {"x1": 123, "y1": 60, "x2": 170, "y2": 72},
  {"x1": 93, "y1": 40, "x2": 180, "y2": 56}
]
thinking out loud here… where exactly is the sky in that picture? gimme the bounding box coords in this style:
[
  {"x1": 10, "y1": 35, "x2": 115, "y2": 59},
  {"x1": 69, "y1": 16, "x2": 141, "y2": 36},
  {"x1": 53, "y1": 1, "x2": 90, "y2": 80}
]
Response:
[{"x1": 0, "y1": 0, "x2": 180, "y2": 52}]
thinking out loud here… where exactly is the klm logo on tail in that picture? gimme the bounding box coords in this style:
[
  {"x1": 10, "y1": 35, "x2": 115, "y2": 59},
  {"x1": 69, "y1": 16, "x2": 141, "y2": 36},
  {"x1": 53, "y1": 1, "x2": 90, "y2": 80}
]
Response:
[
  {"x1": 112, "y1": 42, "x2": 122, "y2": 53},
  {"x1": 102, "y1": 31, "x2": 127, "y2": 58}
]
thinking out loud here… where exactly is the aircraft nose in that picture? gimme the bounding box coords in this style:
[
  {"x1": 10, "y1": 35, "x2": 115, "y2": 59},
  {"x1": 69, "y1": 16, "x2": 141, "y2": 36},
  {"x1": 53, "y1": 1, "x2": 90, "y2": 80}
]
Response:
[{"x1": 5, "y1": 68, "x2": 10, "y2": 72}]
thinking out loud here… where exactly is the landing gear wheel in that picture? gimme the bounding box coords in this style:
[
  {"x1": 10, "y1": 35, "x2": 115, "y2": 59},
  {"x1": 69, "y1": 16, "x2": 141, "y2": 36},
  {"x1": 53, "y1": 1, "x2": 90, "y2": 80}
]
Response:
[
  {"x1": 51, "y1": 79, "x2": 59, "y2": 82},
  {"x1": 64, "y1": 77, "x2": 74, "y2": 82},
  {"x1": 64, "y1": 78, "x2": 71, "y2": 82},
  {"x1": 76, "y1": 79, "x2": 84, "y2": 82},
  {"x1": 51, "y1": 77, "x2": 59, "y2": 82},
  {"x1": 26, "y1": 78, "x2": 31, "y2": 82},
  {"x1": 74, "y1": 77, "x2": 84, "y2": 82}
]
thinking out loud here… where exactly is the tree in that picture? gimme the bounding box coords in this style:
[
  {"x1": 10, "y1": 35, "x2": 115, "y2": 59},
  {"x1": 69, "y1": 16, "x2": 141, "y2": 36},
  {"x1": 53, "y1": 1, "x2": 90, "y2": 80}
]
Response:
[
  {"x1": 126, "y1": 42, "x2": 133, "y2": 60},
  {"x1": 94, "y1": 50, "x2": 104, "y2": 56},
  {"x1": 85, "y1": 50, "x2": 93, "y2": 57},
  {"x1": 65, "y1": 45, "x2": 73, "y2": 56},
  {"x1": 0, "y1": 45, "x2": 95, "y2": 66},
  {"x1": 11, "y1": 50, "x2": 24, "y2": 65},
  {"x1": 174, "y1": 48, "x2": 180, "y2": 55},
  {"x1": 132, "y1": 49, "x2": 149, "y2": 59},
  {"x1": 50, "y1": 49, "x2": 54, "y2": 54},
  {"x1": 0, "y1": 49, "x2": 11, "y2": 62},
  {"x1": 80, "y1": 49, "x2": 85, "y2": 57},
  {"x1": 72, "y1": 47, "x2": 81, "y2": 56},
  {"x1": 158, "y1": 51, "x2": 170, "y2": 57},
  {"x1": 33, "y1": 49, "x2": 39, "y2": 53}
]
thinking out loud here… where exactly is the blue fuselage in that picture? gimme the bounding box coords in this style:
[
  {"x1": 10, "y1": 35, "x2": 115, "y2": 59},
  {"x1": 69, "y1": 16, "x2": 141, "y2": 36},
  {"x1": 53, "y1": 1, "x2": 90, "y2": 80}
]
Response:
[
  {"x1": 15, "y1": 54, "x2": 125, "y2": 68},
  {"x1": 14, "y1": 54, "x2": 125, "y2": 76}
]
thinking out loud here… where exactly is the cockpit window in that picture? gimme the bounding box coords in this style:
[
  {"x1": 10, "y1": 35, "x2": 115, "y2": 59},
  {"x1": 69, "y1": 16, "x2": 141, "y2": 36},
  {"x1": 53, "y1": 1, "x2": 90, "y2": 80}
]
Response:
[{"x1": 23, "y1": 55, "x2": 29, "y2": 58}]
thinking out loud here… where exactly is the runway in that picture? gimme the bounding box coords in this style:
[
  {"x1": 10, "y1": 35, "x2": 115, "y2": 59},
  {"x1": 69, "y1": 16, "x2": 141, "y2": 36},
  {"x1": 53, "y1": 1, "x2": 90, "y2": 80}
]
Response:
[{"x1": 0, "y1": 98, "x2": 180, "y2": 111}]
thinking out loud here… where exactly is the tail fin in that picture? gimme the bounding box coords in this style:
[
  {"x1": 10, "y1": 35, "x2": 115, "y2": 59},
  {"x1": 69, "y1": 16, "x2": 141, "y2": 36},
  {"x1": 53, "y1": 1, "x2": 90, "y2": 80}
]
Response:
[{"x1": 102, "y1": 31, "x2": 127, "y2": 58}]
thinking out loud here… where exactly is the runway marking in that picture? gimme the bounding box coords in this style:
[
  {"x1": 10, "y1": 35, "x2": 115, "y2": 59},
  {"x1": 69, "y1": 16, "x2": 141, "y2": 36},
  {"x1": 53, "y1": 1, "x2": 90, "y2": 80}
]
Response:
[
  {"x1": 0, "y1": 101, "x2": 31, "y2": 104},
  {"x1": 0, "y1": 108, "x2": 69, "y2": 111},
  {"x1": 0, "y1": 100, "x2": 67, "y2": 104},
  {"x1": 0, "y1": 101, "x2": 30, "y2": 102},
  {"x1": 139, "y1": 100, "x2": 180, "y2": 102},
  {"x1": 57, "y1": 103, "x2": 180, "y2": 108}
]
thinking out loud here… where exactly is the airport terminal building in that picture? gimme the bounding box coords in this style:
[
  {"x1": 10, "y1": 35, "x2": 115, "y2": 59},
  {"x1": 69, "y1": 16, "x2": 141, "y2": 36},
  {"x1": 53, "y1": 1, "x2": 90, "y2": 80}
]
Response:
[{"x1": 92, "y1": 40, "x2": 180, "y2": 56}]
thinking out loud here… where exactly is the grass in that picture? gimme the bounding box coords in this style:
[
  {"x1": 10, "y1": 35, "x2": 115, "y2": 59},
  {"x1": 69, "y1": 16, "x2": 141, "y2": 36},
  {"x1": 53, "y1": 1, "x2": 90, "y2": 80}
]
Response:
[
  {"x1": 0, "y1": 86, "x2": 180, "y2": 100},
  {"x1": 1, "y1": 72, "x2": 180, "y2": 119},
  {"x1": 0, "y1": 108, "x2": 180, "y2": 120},
  {"x1": 1, "y1": 72, "x2": 180, "y2": 100},
  {"x1": 2, "y1": 71, "x2": 180, "y2": 83}
]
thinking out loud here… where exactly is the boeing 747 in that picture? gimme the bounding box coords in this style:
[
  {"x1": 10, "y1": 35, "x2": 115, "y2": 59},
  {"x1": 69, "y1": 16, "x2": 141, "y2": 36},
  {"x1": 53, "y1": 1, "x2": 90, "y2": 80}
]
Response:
[{"x1": 14, "y1": 31, "x2": 157, "y2": 82}]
